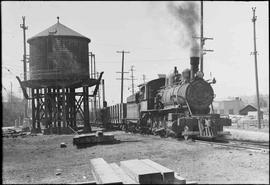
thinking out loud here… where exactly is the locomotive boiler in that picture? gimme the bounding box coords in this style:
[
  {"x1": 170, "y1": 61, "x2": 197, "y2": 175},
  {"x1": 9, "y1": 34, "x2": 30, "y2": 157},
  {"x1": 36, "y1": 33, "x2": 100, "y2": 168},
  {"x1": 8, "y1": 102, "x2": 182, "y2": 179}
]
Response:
[{"x1": 159, "y1": 57, "x2": 214, "y2": 114}]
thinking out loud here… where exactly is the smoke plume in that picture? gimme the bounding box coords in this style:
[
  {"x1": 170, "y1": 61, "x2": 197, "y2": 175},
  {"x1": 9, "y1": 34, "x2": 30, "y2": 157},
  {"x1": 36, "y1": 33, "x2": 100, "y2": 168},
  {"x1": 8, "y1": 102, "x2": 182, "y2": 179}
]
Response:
[{"x1": 167, "y1": 1, "x2": 200, "y2": 56}]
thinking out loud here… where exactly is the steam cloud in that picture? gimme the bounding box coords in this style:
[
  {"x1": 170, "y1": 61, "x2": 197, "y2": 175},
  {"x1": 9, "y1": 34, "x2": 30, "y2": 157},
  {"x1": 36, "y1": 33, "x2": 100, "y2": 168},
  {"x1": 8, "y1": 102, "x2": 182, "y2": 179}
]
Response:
[{"x1": 167, "y1": 1, "x2": 200, "y2": 56}]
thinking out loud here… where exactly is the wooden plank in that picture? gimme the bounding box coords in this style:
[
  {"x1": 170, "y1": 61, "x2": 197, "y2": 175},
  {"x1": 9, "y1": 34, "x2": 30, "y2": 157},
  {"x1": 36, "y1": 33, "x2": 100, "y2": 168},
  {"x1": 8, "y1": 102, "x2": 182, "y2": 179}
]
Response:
[
  {"x1": 186, "y1": 181, "x2": 198, "y2": 184},
  {"x1": 68, "y1": 181, "x2": 97, "y2": 184},
  {"x1": 73, "y1": 133, "x2": 96, "y2": 145},
  {"x1": 120, "y1": 159, "x2": 163, "y2": 184},
  {"x1": 96, "y1": 134, "x2": 115, "y2": 143},
  {"x1": 102, "y1": 134, "x2": 115, "y2": 142},
  {"x1": 174, "y1": 174, "x2": 186, "y2": 184},
  {"x1": 140, "y1": 159, "x2": 175, "y2": 184},
  {"x1": 90, "y1": 158, "x2": 123, "y2": 184},
  {"x1": 109, "y1": 163, "x2": 137, "y2": 184}
]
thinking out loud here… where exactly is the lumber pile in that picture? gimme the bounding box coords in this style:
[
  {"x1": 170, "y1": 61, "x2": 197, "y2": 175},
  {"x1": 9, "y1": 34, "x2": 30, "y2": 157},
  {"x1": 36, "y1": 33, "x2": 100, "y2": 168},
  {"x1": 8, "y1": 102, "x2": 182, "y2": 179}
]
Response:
[
  {"x1": 89, "y1": 158, "x2": 197, "y2": 184},
  {"x1": 2, "y1": 128, "x2": 31, "y2": 138},
  {"x1": 73, "y1": 131, "x2": 118, "y2": 147}
]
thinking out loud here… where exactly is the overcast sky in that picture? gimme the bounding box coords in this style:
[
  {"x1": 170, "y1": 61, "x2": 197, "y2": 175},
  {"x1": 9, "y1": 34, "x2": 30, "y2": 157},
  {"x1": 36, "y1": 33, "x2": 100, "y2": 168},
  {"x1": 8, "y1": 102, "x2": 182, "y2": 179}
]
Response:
[{"x1": 1, "y1": 1, "x2": 269, "y2": 105}]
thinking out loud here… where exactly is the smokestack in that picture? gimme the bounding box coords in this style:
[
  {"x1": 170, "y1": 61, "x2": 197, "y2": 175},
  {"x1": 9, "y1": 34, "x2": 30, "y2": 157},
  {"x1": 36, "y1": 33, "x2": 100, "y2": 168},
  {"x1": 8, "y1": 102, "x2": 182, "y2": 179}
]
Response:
[{"x1": 190, "y1": 56, "x2": 199, "y2": 80}]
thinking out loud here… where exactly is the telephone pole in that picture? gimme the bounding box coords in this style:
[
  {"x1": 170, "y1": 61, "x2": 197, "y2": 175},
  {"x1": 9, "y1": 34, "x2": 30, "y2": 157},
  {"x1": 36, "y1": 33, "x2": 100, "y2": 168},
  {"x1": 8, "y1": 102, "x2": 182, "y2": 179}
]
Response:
[
  {"x1": 93, "y1": 53, "x2": 96, "y2": 79},
  {"x1": 93, "y1": 54, "x2": 97, "y2": 121},
  {"x1": 193, "y1": 1, "x2": 213, "y2": 73},
  {"x1": 130, "y1": 65, "x2": 136, "y2": 95},
  {"x1": 142, "y1": 74, "x2": 146, "y2": 84},
  {"x1": 251, "y1": 7, "x2": 261, "y2": 129},
  {"x1": 20, "y1": 16, "x2": 28, "y2": 118},
  {"x1": 89, "y1": 52, "x2": 93, "y2": 78},
  {"x1": 97, "y1": 72, "x2": 101, "y2": 110},
  {"x1": 116, "y1": 50, "x2": 130, "y2": 104},
  {"x1": 10, "y1": 82, "x2": 13, "y2": 112},
  {"x1": 89, "y1": 52, "x2": 97, "y2": 121},
  {"x1": 200, "y1": 1, "x2": 204, "y2": 72}
]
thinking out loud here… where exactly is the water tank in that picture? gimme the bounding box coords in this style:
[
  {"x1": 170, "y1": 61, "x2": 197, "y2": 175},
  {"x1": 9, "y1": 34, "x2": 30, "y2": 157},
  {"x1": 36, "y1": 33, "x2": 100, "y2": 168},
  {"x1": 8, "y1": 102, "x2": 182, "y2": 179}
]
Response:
[{"x1": 27, "y1": 19, "x2": 91, "y2": 82}]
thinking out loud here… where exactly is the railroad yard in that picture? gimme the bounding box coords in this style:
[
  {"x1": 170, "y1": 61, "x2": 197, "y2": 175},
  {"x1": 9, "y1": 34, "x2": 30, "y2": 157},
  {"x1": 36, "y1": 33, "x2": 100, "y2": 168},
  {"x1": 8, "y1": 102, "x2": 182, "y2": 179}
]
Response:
[
  {"x1": 2, "y1": 130, "x2": 269, "y2": 184},
  {"x1": 2, "y1": 1, "x2": 269, "y2": 184}
]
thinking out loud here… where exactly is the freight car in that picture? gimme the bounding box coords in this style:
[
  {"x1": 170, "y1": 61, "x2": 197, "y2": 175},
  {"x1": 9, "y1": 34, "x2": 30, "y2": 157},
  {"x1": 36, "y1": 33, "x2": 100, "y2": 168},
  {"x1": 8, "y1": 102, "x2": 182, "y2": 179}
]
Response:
[{"x1": 102, "y1": 57, "x2": 231, "y2": 140}]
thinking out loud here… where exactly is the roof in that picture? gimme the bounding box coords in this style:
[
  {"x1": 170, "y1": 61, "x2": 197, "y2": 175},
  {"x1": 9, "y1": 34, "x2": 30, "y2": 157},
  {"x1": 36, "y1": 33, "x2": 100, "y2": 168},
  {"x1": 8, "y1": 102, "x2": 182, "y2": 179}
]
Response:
[
  {"x1": 239, "y1": 104, "x2": 257, "y2": 113},
  {"x1": 28, "y1": 20, "x2": 90, "y2": 42}
]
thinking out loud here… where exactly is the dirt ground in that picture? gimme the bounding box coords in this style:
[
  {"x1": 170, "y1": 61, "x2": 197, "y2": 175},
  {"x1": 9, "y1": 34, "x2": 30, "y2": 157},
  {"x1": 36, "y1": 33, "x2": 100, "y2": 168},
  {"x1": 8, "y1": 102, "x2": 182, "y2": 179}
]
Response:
[
  {"x1": 224, "y1": 127, "x2": 269, "y2": 142},
  {"x1": 2, "y1": 131, "x2": 269, "y2": 184}
]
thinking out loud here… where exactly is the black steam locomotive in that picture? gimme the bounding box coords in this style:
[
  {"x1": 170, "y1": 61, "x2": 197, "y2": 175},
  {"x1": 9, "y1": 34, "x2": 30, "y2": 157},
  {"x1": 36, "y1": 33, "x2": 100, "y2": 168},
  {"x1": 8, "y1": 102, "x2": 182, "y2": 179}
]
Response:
[{"x1": 102, "y1": 57, "x2": 231, "y2": 140}]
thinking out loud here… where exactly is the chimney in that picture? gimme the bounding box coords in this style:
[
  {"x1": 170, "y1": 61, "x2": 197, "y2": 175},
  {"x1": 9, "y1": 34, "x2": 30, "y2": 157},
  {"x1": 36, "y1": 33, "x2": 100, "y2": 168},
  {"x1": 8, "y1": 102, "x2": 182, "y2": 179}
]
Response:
[{"x1": 190, "y1": 57, "x2": 199, "y2": 80}]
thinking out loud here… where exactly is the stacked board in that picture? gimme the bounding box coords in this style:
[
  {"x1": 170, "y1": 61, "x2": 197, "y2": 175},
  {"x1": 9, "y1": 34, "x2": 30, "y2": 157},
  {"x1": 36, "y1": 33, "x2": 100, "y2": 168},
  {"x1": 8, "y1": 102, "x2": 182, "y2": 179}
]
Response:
[
  {"x1": 73, "y1": 131, "x2": 117, "y2": 147},
  {"x1": 89, "y1": 158, "x2": 197, "y2": 184}
]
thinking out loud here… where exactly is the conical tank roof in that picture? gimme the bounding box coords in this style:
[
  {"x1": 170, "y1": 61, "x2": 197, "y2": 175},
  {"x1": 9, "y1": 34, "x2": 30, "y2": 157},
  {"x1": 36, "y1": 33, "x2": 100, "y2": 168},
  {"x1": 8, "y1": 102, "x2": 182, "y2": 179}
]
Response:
[{"x1": 28, "y1": 18, "x2": 90, "y2": 42}]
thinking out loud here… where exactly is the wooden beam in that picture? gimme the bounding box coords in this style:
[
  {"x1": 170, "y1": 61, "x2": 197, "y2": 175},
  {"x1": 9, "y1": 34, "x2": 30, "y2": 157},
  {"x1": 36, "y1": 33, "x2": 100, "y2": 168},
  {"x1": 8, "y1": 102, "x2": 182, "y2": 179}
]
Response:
[
  {"x1": 73, "y1": 133, "x2": 96, "y2": 145},
  {"x1": 90, "y1": 158, "x2": 123, "y2": 184},
  {"x1": 174, "y1": 174, "x2": 186, "y2": 184},
  {"x1": 109, "y1": 163, "x2": 137, "y2": 184},
  {"x1": 185, "y1": 181, "x2": 198, "y2": 184},
  {"x1": 120, "y1": 159, "x2": 163, "y2": 184},
  {"x1": 140, "y1": 159, "x2": 174, "y2": 184},
  {"x1": 68, "y1": 181, "x2": 97, "y2": 184}
]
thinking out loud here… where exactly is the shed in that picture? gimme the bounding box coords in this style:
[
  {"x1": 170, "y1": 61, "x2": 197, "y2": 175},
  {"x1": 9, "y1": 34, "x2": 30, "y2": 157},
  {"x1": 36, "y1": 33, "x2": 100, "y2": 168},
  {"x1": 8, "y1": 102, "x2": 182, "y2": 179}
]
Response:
[{"x1": 239, "y1": 105, "x2": 257, "y2": 115}]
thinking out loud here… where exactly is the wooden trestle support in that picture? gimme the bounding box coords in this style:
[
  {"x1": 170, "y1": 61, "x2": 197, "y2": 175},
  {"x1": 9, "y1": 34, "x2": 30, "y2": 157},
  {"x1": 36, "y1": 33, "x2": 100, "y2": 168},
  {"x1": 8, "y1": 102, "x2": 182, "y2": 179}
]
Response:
[{"x1": 31, "y1": 86, "x2": 91, "y2": 134}]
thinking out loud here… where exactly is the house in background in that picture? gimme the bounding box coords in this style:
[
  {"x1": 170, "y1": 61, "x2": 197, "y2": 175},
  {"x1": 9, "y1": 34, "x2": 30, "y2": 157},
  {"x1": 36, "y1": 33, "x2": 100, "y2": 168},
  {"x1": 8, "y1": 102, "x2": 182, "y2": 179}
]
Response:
[
  {"x1": 213, "y1": 97, "x2": 245, "y2": 115},
  {"x1": 239, "y1": 104, "x2": 257, "y2": 115},
  {"x1": 239, "y1": 104, "x2": 263, "y2": 119}
]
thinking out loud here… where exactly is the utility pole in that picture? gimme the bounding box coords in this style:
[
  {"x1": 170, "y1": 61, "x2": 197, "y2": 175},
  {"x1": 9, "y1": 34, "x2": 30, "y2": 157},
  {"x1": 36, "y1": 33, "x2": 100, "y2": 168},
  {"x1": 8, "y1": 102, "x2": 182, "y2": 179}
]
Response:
[
  {"x1": 20, "y1": 16, "x2": 28, "y2": 118},
  {"x1": 102, "y1": 79, "x2": 106, "y2": 107},
  {"x1": 130, "y1": 65, "x2": 136, "y2": 95},
  {"x1": 93, "y1": 54, "x2": 96, "y2": 79},
  {"x1": 93, "y1": 54, "x2": 97, "y2": 122},
  {"x1": 89, "y1": 52, "x2": 93, "y2": 78},
  {"x1": 142, "y1": 74, "x2": 147, "y2": 84},
  {"x1": 192, "y1": 1, "x2": 213, "y2": 73},
  {"x1": 10, "y1": 82, "x2": 13, "y2": 112},
  {"x1": 251, "y1": 7, "x2": 261, "y2": 129},
  {"x1": 116, "y1": 50, "x2": 130, "y2": 104},
  {"x1": 88, "y1": 52, "x2": 97, "y2": 122},
  {"x1": 200, "y1": 1, "x2": 204, "y2": 72},
  {"x1": 97, "y1": 72, "x2": 101, "y2": 110}
]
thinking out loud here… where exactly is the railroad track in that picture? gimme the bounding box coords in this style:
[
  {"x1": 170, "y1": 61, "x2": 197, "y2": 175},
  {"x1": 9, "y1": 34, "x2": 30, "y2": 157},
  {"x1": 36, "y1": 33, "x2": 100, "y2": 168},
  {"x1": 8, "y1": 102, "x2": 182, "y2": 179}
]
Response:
[
  {"x1": 116, "y1": 129, "x2": 269, "y2": 153},
  {"x1": 194, "y1": 139, "x2": 269, "y2": 153}
]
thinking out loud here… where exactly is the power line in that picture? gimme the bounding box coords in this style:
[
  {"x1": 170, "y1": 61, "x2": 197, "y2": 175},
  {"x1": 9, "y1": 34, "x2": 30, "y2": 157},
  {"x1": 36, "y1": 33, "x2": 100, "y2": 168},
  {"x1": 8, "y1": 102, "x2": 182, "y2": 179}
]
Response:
[
  {"x1": 93, "y1": 41, "x2": 171, "y2": 51},
  {"x1": 97, "y1": 58, "x2": 187, "y2": 63}
]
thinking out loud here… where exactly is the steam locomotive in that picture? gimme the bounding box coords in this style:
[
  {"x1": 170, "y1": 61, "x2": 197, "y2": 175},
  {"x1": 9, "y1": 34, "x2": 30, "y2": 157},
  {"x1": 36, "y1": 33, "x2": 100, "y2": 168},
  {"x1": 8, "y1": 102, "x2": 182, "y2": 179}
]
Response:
[{"x1": 102, "y1": 57, "x2": 231, "y2": 140}]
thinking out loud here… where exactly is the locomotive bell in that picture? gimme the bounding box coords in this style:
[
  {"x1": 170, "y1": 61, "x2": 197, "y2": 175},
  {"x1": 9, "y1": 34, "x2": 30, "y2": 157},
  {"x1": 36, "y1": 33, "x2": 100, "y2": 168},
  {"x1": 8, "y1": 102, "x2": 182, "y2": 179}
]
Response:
[
  {"x1": 190, "y1": 57, "x2": 199, "y2": 80},
  {"x1": 196, "y1": 71, "x2": 204, "y2": 78}
]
